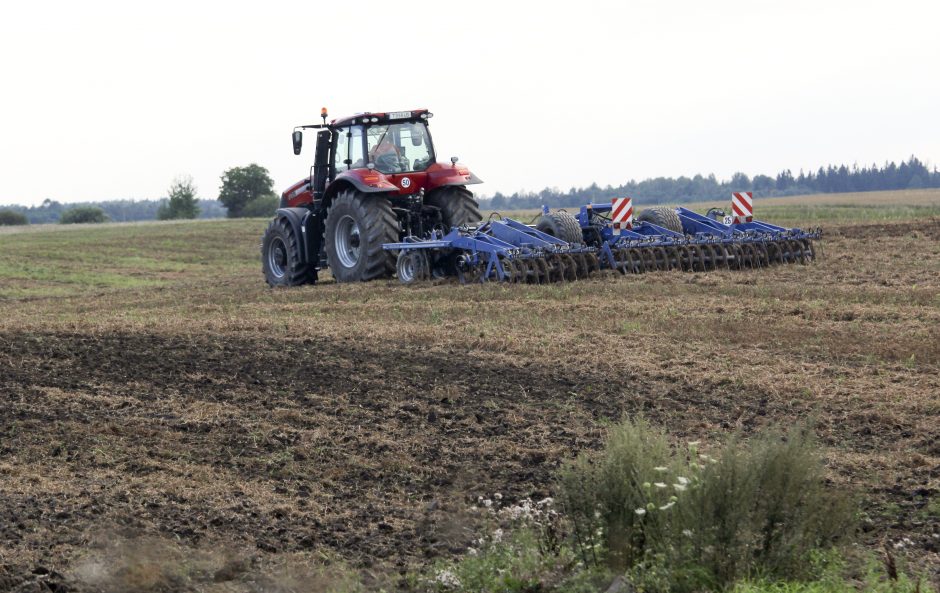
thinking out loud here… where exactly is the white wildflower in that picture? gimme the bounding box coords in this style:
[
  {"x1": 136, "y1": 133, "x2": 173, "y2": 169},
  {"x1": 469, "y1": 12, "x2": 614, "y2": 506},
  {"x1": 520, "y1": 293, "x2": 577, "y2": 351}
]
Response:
[
  {"x1": 659, "y1": 502, "x2": 675, "y2": 510},
  {"x1": 673, "y1": 483, "x2": 687, "y2": 492},
  {"x1": 682, "y1": 529, "x2": 693, "y2": 537},
  {"x1": 654, "y1": 466, "x2": 669, "y2": 472},
  {"x1": 537, "y1": 497, "x2": 553, "y2": 507},
  {"x1": 493, "y1": 492, "x2": 502, "y2": 501},
  {"x1": 466, "y1": 547, "x2": 478, "y2": 556},
  {"x1": 492, "y1": 528, "x2": 504, "y2": 543},
  {"x1": 677, "y1": 476, "x2": 690, "y2": 485},
  {"x1": 435, "y1": 569, "x2": 461, "y2": 589},
  {"x1": 635, "y1": 508, "x2": 647, "y2": 516},
  {"x1": 654, "y1": 482, "x2": 667, "y2": 489},
  {"x1": 482, "y1": 499, "x2": 493, "y2": 508}
]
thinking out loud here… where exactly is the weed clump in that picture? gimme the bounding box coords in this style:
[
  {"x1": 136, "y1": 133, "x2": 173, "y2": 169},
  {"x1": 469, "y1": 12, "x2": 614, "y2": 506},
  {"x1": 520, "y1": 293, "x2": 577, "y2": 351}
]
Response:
[{"x1": 557, "y1": 418, "x2": 854, "y2": 592}]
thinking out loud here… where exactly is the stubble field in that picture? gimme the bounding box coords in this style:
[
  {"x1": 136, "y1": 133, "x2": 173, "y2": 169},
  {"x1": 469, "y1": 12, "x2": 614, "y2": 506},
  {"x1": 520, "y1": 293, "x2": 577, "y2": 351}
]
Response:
[{"x1": 1, "y1": 189, "x2": 938, "y2": 591}]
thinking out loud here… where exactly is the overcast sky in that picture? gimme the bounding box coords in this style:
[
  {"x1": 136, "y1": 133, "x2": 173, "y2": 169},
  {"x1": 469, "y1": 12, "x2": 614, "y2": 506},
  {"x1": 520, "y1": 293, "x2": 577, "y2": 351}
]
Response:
[{"x1": 1, "y1": 0, "x2": 938, "y2": 206}]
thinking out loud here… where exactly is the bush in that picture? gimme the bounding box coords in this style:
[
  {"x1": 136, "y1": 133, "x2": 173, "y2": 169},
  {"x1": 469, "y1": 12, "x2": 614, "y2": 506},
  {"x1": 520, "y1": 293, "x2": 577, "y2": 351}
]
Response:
[
  {"x1": 240, "y1": 193, "x2": 279, "y2": 218},
  {"x1": 59, "y1": 206, "x2": 109, "y2": 224},
  {"x1": 157, "y1": 176, "x2": 200, "y2": 220},
  {"x1": 558, "y1": 418, "x2": 854, "y2": 592},
  {"x1": 0, "y1": 209, "x2": 28, "y2": 225}
]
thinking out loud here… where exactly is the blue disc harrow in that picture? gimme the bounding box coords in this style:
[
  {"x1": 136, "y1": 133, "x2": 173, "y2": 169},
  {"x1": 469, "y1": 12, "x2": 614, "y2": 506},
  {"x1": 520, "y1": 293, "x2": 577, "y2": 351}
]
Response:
[{"x1": 383, "y1": 201, "x2": 821, "y2": 284}]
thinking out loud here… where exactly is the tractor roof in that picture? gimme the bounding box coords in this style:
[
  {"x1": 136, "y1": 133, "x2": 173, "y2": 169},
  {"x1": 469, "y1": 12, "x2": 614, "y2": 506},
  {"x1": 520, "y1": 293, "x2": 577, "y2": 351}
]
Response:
[{"x1": 330, "y1": 109, "x2": 430, "y2": 128}]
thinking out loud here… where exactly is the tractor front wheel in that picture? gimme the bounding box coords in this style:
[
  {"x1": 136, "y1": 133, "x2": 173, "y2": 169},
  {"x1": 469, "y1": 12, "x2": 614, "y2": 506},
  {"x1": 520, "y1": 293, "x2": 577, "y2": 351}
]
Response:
[
  {"x1": 324, "y1": 189, "x2": 398, "y2": 282},
  {"x1": 261, "y1": 217, "x2": 317, "y2": 286}
]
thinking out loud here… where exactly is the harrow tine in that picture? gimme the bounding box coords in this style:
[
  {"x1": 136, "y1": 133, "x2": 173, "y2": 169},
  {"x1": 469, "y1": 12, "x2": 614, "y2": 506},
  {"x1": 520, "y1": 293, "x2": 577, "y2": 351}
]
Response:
[
  {"x1": 641, "y1": 247, "x2": 653, "y2": 270},
  {"x1": 768, "y1": 241, "x2": 783, "y2": 265},
  {"x1": 730, "y1": 243, "x2": 743, "y2": 270},
  {"x1": 586, "y1": 252, "x2": 601, "y2": 273},
  {"x1": 623, "y1": 247, "x2": 640, "y2": 274},
  {"x1": 718, "y1": 244, "x2": 732, "y2": 269},
  {"x1": 666, "y1": 246, "x2": 681, "y2": 270},
  {"x1": 703, "y1": 244, "x2": 718, "y2": 271},
  {"x1": 536, "y1": 257, "x2": 550, "y2": 283},
  {"x1": 742, "y1": 243, "x2": 756, "y2": 268},
  {"x1": 524, "y1": 259, "x2": 538, "y2": 284},
  {"x1": 781, "y1": 240, "x2": 792, "y2": 264},
  {"x1": 574, "y1": 253, "x2": 587, "y2": 278},
  {"x1": 802, "y1": 239, "x2": 816, "y2": 262},
  {"x1": 562, "y1": 254, "x2": 579, "y2": 281},
  {"x1": 613, "y1": 248, "x2": 626, "y2": 273},
  {"x1": 695, "y1": 245, "x2": 707, "y2": 272},
  {"x1": 791, "y1": 239, "x2": 806, "y2": 264}
]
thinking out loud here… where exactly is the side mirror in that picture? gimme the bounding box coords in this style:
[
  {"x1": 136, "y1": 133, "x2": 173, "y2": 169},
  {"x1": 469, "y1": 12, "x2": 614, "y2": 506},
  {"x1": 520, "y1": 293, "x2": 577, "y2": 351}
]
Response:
[{"x1": 292, "y1": 130, "x2": 303, "y2": 155}]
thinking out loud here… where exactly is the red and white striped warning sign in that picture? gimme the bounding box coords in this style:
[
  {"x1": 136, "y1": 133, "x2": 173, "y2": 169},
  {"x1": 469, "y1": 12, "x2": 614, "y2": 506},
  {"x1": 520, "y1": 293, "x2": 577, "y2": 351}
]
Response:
[
  {"x1": 611, "y1": 197, "x2": 633, "y2": 233},
  {"x1": 731, "y1": 192, "x2": 753, "y2": 224}
]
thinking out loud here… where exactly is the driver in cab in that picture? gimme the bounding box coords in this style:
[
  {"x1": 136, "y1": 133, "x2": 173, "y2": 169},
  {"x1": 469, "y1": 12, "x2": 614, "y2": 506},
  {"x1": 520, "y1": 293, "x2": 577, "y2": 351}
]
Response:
[{"x1": 369, "y1": 129, "x2": 404, "y2": 173}]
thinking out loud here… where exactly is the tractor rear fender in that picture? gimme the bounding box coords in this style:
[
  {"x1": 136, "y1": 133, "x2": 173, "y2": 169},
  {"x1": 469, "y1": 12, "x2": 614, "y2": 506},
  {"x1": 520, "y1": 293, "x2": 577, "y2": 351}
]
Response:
[{"x1": 274, "y1": 207, "x2": 318, "y2": 265}]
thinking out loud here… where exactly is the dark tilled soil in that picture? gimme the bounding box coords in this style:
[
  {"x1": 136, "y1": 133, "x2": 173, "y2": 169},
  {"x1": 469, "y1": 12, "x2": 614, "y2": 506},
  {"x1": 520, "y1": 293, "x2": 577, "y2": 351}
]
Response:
[{"x1": 0, "y1": 328, "x2": 937, "y2": 589}]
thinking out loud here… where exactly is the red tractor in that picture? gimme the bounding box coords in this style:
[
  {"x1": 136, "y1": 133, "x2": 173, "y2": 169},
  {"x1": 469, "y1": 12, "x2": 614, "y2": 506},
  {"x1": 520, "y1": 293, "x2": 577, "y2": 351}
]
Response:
[{"x1": 261, "y1": 108, "x2": 483, "y2": 285}]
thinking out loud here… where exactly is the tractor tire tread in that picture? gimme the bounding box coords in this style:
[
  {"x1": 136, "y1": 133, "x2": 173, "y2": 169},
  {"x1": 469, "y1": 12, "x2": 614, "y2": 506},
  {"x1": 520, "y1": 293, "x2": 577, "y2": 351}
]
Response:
[{"x1": 425, "y1": 186, "x2": 482, "y2": 228}]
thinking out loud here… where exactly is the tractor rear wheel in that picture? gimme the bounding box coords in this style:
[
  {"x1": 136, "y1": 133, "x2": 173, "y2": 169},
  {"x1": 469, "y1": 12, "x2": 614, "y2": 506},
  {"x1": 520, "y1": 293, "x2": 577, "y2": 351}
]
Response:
[
  {"x1": 324, "y1": 189, "x2": 398, "y2": 282},
  {"x1": 536, "y1": 211, "x2": 583, "y2": 244},
  {"x1": 261, "y1": 217, "x2": 317, "y2": 286},
  {"x1": 425, "y1": 186, "x2": 482, "y2": 229},
  {"x1": 637, "y1": 207, "x2": 684, "y2": 234}
]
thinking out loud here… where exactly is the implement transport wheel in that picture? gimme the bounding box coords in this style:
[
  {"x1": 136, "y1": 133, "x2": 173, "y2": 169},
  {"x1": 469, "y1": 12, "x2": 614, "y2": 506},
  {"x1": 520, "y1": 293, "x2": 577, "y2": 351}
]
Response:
[
  {"x1": 425, "y1": 185, "x2": 483, "y2": 228},
  {"x1": 325, "y1": 189, "x2": 398, "y2": 282},
  {"x1": 396, "y1": 250, "x2": 430, "y2": 285},
  {"x1": 637, "y1": 207, "x2": 684, "y2": 234},
  {"x1": 261, "y1": 217, "x2": 317, "y2": 286},
  {"x1": 536, "y1": 211, "x2": 584, "y2": 244}
]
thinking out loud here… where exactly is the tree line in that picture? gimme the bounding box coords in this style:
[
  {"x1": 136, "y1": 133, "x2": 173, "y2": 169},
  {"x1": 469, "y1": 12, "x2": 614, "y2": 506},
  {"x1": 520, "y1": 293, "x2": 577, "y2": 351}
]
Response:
[
  {"x1": 0, "y1": 164, "x2": 278, "y2": 225},
  {"x1": 2, "y1": 156, "x2": 938, "y2": 225},
  {"x1": 481, "y1": 155, "x2": 940, "y2": 209}
]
